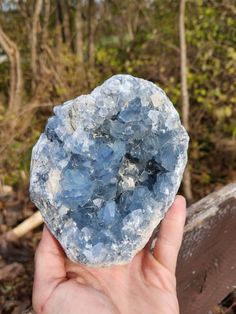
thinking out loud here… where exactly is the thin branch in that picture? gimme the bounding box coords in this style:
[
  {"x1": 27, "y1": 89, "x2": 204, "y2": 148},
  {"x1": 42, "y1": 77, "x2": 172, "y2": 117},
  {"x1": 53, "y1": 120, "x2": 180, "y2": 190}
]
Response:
[
  {"x1": 31, "y1": 0, "x2": 43, "y2": 91},
  {"x1": 41, "y1": 0, "x2": 50, "y2": 45},
  {"x1": 180, "y1": 0, "x2": 190, "y2": 131},
  {"x1": 75, "y1": 0, "x2": 84, "y2": 63},
  {"x1": 179, "y1": 0, "x2": 193, "y2": 202},
  {"x1": 11, "y1": 211, "x2": 43, "y2": 238},
  {"x1": 0, "y1": 24, "x2": 23, "y2": 112}
]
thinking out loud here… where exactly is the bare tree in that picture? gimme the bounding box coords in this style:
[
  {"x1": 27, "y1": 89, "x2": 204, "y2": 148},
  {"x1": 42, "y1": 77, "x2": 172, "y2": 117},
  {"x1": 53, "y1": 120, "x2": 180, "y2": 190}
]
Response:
[
  {"x1": 56, "y1": 0, "x2": 71, "y2": 44},
  {"x1": 31, "y1": 0, "x2": 43, "y2": 91},
  {"x1": 75, "y1": 0, "x2": 84, "y2": 63},
  {"x1": 61, "y1": 0, "x2": 71, "y2": 44},
  {"x1": 179, "y1": 0, "x2": 193, "y2": 202},
  {"x1": 41, "y1": 0, "x2": 50, "y2": 45},
  {"x1": 0, "y1": 24, "x2": 23, "y2": 112},
  {"x1": 55, "y1": 0, "x2": 62, "y2": 48},
  {"x1": 87, "y1": 0, "x2": 95, "y2": 66},
  {"x1": 125, "y1": 1, "x2": 143, "y2": 41}
]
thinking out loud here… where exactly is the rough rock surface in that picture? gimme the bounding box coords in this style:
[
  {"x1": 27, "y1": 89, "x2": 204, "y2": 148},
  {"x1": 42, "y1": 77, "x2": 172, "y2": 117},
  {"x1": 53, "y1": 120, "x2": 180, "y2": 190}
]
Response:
[{"x1": 30, "y1": 74, "x2": 189, "y2": 267}]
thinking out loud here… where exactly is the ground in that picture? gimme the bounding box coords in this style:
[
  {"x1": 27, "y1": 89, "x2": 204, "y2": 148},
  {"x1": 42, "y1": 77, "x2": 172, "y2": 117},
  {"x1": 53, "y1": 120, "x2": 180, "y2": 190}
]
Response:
[
  {"x1": 0, "y1": 188, "x2": 235, "y2": 314},
  {"x1": 0, "y1": 189, "x2": 39, "y2": 313}
]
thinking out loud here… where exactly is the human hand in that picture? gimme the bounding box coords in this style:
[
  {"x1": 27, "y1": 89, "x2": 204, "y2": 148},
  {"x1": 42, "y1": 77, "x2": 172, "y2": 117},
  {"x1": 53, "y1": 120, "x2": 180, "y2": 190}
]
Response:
[{"x1": 32, "y1": 195, "x2": 186, "y2": 314}]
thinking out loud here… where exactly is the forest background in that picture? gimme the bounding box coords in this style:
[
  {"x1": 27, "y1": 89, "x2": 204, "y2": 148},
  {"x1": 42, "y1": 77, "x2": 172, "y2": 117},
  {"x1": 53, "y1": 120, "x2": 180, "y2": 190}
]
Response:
[{"x1": 0, "y1": 0, "x2": 235, "y2": 312}]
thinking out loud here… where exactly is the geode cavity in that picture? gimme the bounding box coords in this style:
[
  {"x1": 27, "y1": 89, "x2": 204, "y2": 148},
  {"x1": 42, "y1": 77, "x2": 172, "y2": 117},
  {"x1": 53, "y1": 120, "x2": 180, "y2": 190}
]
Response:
[{"x1": 30, "y1": 74, "x2": 189, "y2": 266}]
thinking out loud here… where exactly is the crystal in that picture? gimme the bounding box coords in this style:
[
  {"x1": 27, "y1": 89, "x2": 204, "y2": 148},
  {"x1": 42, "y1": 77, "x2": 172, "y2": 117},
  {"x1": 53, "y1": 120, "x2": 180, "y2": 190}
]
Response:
[{"x1": 30, "y1": 74, "x2": 189, "y2": 267}]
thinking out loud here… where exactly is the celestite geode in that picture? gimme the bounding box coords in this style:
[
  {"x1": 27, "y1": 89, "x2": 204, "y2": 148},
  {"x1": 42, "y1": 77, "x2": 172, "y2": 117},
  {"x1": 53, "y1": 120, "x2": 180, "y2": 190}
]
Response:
[{"x1": 30, "y1": 74, "x2": 189, "y2": 267}]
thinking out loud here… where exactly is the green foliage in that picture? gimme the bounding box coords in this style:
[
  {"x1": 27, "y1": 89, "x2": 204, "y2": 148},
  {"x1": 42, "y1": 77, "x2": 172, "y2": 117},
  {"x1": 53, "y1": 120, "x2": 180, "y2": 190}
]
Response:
[
  {"x1": 0, "y1": 0, "x2": 235, "y2": 198},
  {"x1": 186, "y1": 0, "x2": 236, "y2": 136}
]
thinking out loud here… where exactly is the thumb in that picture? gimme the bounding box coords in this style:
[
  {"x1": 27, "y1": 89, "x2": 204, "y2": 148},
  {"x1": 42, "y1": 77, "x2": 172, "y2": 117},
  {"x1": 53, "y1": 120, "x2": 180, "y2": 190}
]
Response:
[
  {"x1": 153, "y1": 195, "x2": 186, "y2": 273},
  {"x1": 33, "y1": 225, "x2": 66, "y2": 312}
]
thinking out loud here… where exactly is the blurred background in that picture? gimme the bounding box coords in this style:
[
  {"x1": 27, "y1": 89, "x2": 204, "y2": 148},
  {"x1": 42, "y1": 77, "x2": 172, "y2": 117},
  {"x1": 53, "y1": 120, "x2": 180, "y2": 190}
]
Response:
[{"x1": 0, "y1": 0, "x2": 235, "y2": 312}]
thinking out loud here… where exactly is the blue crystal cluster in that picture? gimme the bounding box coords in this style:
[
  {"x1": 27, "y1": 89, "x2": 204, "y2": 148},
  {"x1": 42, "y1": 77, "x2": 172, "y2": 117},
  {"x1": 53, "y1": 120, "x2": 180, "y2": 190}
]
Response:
[{"x1": 30, "y1": 74, "x2": 189, "y2": 266}]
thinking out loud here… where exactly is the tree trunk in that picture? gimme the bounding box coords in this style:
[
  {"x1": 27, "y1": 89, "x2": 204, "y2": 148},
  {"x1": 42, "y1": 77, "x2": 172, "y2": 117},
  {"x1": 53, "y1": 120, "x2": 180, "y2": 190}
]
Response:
[
  {"x1": 31, "y1": 0, "x2": 43, "y2": 92},
  {"x1": 56, "y1": 0, "x2": 71, "y2": 45},
  {"x1": 55, "y1": 0, "x2": 62, "y2": 48},
  {"x1": 0, "y1": 25, "x2": 23, "y2": 112},
  {"x1": 127, "y1": 19, "x2": 134, "y2": 41},
  {"x1": 179, "y1": 0, "x2": 193, "y2": 202},
  {"x1": 75, "y1": 0, "x2": 84, "y2": 63},
  {"x1": 61, "y1": 0, "x2": 71, "y2": 44},
  {"x1": 41, "y1": 0, "x2": 50, "y2": 45},
  {"x1": 87, "y1": 0, "x2": 95, "y2": 66}
]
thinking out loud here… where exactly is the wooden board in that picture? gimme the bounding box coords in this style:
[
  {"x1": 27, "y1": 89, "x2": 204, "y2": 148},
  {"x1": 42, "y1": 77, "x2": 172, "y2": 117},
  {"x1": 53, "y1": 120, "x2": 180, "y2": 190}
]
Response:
[{"x1": 177, "y1": 183, "x2": 236, "y2": 314}]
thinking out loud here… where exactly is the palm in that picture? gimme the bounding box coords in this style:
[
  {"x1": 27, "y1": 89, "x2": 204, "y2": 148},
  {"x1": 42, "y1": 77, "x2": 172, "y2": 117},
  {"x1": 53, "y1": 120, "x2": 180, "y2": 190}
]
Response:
[{"x1": 33, "y1": 196, "x2": 186, "y2": 314}]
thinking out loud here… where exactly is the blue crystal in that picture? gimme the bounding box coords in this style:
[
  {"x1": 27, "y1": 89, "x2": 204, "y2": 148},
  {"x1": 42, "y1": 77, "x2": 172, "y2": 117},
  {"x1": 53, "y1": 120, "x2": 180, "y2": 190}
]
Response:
[
  {"x1": 98, "y1": 200, "x2": 117, "y2": 226},
  {"x1": 30, "y1": 74, "x2": 189, "y2": 267},
  {"x1": 118, "y1": 97, "x2": 142, "y2": 122}
]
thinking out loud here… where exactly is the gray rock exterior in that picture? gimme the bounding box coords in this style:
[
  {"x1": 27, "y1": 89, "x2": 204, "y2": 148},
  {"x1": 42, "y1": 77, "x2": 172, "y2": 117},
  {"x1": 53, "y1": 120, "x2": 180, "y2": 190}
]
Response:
[{"x1": 30, "y1": 74, "x2": 189, "y2": 267}]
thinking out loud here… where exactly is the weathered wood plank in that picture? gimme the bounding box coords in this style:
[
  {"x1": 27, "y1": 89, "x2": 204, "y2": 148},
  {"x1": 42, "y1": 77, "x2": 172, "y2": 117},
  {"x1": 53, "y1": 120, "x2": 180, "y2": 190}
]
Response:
[{"x1": 177, "y1": 183, "x2": 236, "y2": 314}]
